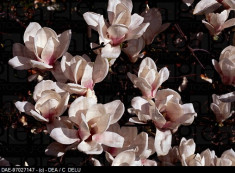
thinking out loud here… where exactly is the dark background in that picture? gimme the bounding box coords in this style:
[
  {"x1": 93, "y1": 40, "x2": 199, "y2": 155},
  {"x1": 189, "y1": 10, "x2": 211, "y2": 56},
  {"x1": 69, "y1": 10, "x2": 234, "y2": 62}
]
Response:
[{"x1": 0, "y1": 0, "x2": 234, "y2": 166}]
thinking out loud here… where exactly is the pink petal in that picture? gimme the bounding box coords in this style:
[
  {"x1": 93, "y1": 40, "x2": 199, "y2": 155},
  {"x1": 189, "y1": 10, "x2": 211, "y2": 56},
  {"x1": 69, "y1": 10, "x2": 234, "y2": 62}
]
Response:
[
  {"x1": 81, "y1": 63, "x2": 94, "y2": 89},
  {"x1": 41, "y1": 37, "x2": 60, "y2": 65},
  {"x1": 92, "y1": 55, "x2": 109, "y2": 84}
]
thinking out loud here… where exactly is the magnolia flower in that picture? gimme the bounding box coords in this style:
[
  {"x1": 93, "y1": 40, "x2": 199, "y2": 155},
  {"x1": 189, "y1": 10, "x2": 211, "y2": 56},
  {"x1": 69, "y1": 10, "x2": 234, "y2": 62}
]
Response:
[
  {"x1": 122, "y1": 7, "x2": 170, "y2": 63},
  {"x1": 194, "y1": 0, "x2": 235, "y2": 15},
  {"x1": 61, "y1": 96, "x2": 125, "y2": 155},
  {"x1": 202, "y1": 10, "x2": 235, "y2": 37},
  {"x1": 200, "y1": 149, "x2": 216, "y2": 166},
  {"x1": 129, "y1": 89, "x2": 197, "y2": 133},
  {"x1": 177, "y1": 138, "x2": 202, "y2": 166},
  {"x1": 8, "y1": 22, "x2": 71, "y2": 82},
  {"x1": 83, "y1": 0, "x2": 149, "y2": 60},
  {"x1": 212, "y1": 45, "x2": 235, "y2": 86},
  {"x1": 127, "y1": 57, "x2": 169, "y2": 99},
  {"x1": 15, "y1": 81, "x2": 70, "y2": 123},
  {"x1": 210, "y1": 94, "x2": 234, "y2": 123},
  {"x1": 104, "y1": 123, "x2": 156, "y2": 166},
  {"x1": 61, "y1": 52, "x2": 109, "y2": 90},
  {"x1": 220, "y1": 149, "x2": 235, "y2": 166}
]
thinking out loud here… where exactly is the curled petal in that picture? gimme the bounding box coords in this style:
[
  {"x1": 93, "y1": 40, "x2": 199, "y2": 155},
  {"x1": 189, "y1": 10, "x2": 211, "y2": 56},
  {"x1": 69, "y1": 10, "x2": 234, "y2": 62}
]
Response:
[{"x1": 50, "y1": 127, "x2": 80, "y2": 145}]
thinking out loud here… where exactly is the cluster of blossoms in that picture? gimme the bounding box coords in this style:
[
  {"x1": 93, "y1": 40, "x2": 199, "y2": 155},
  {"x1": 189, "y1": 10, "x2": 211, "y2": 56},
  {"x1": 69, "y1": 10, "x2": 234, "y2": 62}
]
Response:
[{"x1": 3, "y1": 0, "x2": 235, "y2": 166}]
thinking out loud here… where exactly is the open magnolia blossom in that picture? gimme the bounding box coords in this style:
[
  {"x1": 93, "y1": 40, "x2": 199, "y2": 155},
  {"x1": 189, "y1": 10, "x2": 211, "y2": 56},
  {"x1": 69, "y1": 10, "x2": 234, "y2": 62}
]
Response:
[
  {"x1": 15, "y1": 81, "x2": 70, "y2": 123},
  {"x1": 202, "y1": 10, "x2": 235, "y2": 37},
  {"x1": 129, "y1": 89, "x2": 197, "y2": 133},
  {"x1": 83, "y1": 0, "x2": 149, "y2": 60},
  {"x1": 60, "y1": 52, "x2": 109, "y2": 90},
  {"x1": 212, "y1": 45, "x2": 235, "y2": 86},
  {"x1": 49, "y1": 96, "x2": 125, "y2": 155},
  {"x1": 8, "y1": 22, "x2": 71, "y2": 81},
  {"x1": 127, "y1": 57, "x2": 169, "y2": 99},
  {"x1": 104, "y1": 123, "x2": 156, "y2": 164},
  {"x1": 194, "y1": 0, "x2": 235, "y2": 15},
  {"x1": 123, "y1": 7, "x2": 170, "y2": 63},
  {"x1": 210, "y1": 94, "x2": 234, "y2": 123}
]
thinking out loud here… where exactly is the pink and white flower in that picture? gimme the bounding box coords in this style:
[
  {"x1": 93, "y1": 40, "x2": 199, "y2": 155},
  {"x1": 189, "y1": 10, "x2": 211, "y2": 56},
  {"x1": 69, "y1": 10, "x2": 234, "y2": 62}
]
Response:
[
  {"x1": 83, "y1": 0, "x2": 149, "y2": 60},
  {"x1": 60, "y1": 52, "x2": 109, "y2": 90},
  {"x1": 212, "y1": 45, "x2": 235, "y2": 86},
  {"x1": 127, "y1": 57, "x2": 169, "y2": 99},
  {"x1": 65, "y1": 96, "x2": 125, "y2": 155},
  {"x1": 202, "y1": 10, "x2": 235, "y2": 37},
  {"x1": 8, "y1": 22, "x2": 71, "y2": 82},
  {"x1": 210, "y1": 94, "x2": 234, "y2": 123},
  {"x1": 128, "y1": 89, "x2": 197, "y2": 133}
]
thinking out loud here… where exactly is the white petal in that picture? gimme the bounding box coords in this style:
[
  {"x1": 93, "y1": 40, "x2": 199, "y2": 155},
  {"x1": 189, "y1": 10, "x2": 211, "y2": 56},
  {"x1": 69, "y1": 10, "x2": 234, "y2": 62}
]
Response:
[
  {"x1": 93, "y1": 131, "x2": 124, "y2": 148},
  {"x1": 8, "y1": 56, "x2": 32, "y2": 70},
  {"x1": 154, "y1": 129, "x2": 172, "y2": 156},
  {"x1": 104, "y1": 100, "x2": 124, "y2": 124},
  {"x1": 77, "y1": 140, "x2": 103, "y2": 155},
  {"x1": 55, "y1": 30, "x2": 72, "y2": 58},
  {"x1": 101, "y1": 44, "x2": 121, "y2": 59},
  {"x1": 92, "y1": 55, "x2": 109, "y2": 84},
  {"x1": 50, "y1": 127, "x2": 80, "y2": 145},
  {"x1": 24, "y1": 22, "x2": 41, "y2": 51},
  {"x1": 126, "y1": 22, "x2": 150, "y2": 40},
  {"x1": 15, "y1": 101, "x2": 35, "y2": 115},
  {"x1": 112, "y1": 149, "x2": 136, "y2": 166},
  {"x1": 193, "y1": 0, "x2": 221, "y2": 15}
]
